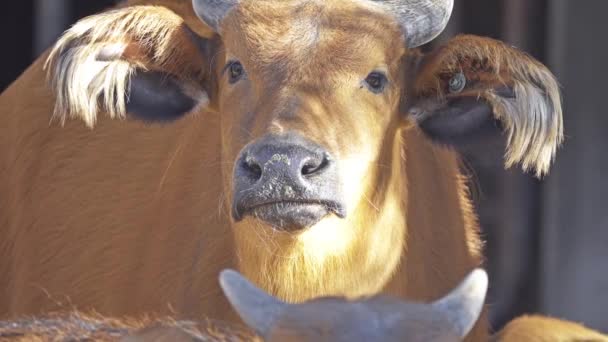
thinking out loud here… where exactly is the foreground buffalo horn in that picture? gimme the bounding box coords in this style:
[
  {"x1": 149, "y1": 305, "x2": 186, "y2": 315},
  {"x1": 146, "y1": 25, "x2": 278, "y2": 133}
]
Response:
[
  {"x1": 219, "y1": 269, "x2": 288, "y2": 338},
  {"x1": 192, "y1": 0, "x2": 453, "y2": 47},
  {"x1": 432, "y1": 268, "x2": 489, "y2": 338},
  {"x1": 221, "y1": 268, "x2": 488, "y2": 341}
]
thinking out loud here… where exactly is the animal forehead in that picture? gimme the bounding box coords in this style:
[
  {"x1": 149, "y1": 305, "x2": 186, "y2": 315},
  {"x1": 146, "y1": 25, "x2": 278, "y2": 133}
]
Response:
[{"x1": 224, "y1": 0, "x2": 405, "y2": 72}]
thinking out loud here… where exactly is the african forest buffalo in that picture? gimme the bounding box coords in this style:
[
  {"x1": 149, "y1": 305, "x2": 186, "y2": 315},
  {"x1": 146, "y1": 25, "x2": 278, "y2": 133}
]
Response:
[{"x1": 0, "y1": 0, "x2": 564, "y2": 340}]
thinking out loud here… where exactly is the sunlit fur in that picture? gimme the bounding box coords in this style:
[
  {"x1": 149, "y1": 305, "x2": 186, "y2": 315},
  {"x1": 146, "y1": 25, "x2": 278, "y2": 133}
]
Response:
[
  {"x1": 0, "y1": 1, "x2": 566, "y2": 342},
  {"x1": 491, "y1": 315, "x2": 608, "y2": 342},
  {"x1": 412, "y1": 35, "x2": 563, "y2": 177},
  {"x1": 0, "y1": 311, "x2": 258, "y2": 341}
]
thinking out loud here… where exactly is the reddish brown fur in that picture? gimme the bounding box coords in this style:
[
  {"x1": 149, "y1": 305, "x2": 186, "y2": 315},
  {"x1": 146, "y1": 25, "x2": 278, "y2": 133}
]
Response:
[
  {"x1": 0, "y1": 312, "x2": 257, "y2": 341},
  {"x1": 493, "y1": 315, "x2": 608, "y2": 342},
  {"x1": 0, "y1": 1, "x2": 566, "y2": 342}
]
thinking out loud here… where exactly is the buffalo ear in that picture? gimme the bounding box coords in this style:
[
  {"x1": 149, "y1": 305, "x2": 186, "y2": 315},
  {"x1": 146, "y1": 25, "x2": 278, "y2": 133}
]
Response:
[
  {"x1": 405, "y1": 34, "x2": 564, "y2": 178},
  {"x1": 124, "y1": 69, "x2": 208, "y2": 123},
  {"x1": 104, "y1": 26, "x2": 218, "y2": 124},
  {"x1": 46, "y1": 6, "x2": 218, "y2": 127}
]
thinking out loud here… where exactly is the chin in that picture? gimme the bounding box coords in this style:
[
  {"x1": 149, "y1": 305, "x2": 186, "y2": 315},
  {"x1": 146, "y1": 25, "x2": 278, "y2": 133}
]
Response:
[
  {"x1": 234, "y1": 200, "x2": 347, "y2": 233},
  {"x1": 248, "y1": 203, "x2": 330, "y2": 232}
]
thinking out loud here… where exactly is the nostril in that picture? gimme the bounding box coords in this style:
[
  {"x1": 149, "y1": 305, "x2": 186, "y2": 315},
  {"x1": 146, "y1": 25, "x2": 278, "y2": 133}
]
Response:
[
  {"x1": 241, "y1": 155, "x2": 263, "y2": 181},
  {"x1": 301, "y1": 153, "x2": 331, "y2": 176}
]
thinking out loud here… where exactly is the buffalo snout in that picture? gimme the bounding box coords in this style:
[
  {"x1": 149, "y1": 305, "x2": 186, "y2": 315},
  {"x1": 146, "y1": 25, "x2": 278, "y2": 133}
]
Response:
[{"x1": 232, "y1": 133, "x2": 346, "y2": 231}]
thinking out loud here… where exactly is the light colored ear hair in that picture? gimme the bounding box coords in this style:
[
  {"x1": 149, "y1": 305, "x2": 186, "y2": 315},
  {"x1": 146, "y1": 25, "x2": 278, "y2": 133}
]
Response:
[
  {"x1": 44, "y1": 6, "x2": 202, "y2": 128},
  {"x1": 489, "y1": 65, "x2": 563, "y2": 178},
  {"x1": 471, "y1": 37, "x2": 563, "y2": 178}
]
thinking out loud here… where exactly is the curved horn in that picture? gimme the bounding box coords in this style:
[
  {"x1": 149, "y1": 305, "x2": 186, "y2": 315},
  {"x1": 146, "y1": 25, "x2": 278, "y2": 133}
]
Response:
[
  {"x1": 219, "y1": 269, "x2": 288, "y2": 338},
  {"x1": 192, "y1": 0, "x2": 239, "y2": 33},
  {"x1": 432, "y1": 268, "x2": 488, "y2": 338},
  {"x1": 372, "y1": 0, "x2": 454, "y2": 48}
]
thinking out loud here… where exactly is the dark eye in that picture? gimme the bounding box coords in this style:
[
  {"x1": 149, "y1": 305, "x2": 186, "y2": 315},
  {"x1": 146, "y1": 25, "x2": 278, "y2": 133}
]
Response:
[
  {"x1": 228, "y1": 61, "x2": 245, "y2": 84},
  {"x1": 364, "y1": 72, "x2": 388, "y2": 93},
  {"x1": 448, "y1": 72, "x2": 467, "y2": 93}
]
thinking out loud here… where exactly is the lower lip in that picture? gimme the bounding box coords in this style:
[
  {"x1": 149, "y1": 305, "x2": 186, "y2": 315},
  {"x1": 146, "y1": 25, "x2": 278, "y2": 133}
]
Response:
[{"x1": 246, "y1": 202, "x2": 331, "y2": 231}]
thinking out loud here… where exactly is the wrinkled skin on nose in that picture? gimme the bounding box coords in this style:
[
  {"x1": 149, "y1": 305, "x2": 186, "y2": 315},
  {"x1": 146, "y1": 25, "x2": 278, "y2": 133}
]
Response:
[{"x1": 232, "y1": 133, "x2": 346, "y2": 231}]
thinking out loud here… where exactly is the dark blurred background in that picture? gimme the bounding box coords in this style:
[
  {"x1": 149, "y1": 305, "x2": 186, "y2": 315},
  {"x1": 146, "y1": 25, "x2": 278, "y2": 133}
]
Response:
[{"x1": 1, "y1": 0, "x2": 607, "y2": 333}]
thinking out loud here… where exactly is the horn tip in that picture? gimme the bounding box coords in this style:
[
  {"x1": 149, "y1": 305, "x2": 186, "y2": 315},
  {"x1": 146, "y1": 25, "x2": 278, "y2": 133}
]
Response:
[
  {"x1": 469, "y1": 268, "x2": 488, "y2": 283},
  {"x1": 218, "y1": 268, "x2": 244, "y2": 293},
  {"x1": 466, "y1": 268, "x2": 489, "y2": 296}
]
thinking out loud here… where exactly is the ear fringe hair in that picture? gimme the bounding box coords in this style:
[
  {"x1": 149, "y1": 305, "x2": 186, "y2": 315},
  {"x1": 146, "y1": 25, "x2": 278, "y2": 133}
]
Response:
[
  {"x1": 490, "y1": 73, "x2": 563, "y2": 178},
  {"x1": 44, "y1": 6, "x2": 195, "y2": 128},
  {"x1": 431, "y1": 35, "x2": 564, "y2": 177},
  {"x1": 485, "y1": 42, "x2": 564, "y2": 178}
]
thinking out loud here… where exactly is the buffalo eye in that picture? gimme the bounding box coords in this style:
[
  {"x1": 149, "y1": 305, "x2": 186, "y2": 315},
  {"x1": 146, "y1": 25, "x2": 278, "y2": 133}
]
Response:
[
  {"x1": 227, "y1": 61, "x2": 245, "y2": 84},
  {"x1": 364, "y1": 72, "x2": 388, "y2": 93},
  {"x1": 448, "y1": 72, "x2": 467, "y2": 93}
]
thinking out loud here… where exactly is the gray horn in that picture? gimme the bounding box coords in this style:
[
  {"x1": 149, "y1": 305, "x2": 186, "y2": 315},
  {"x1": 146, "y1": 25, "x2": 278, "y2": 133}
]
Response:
[
  {"x1": 219, "y1": 269, "x2": 288, "y2": 338},
  {"x1": 432, "y1": 268, "x2": 488, "y2": 338},
  {"x1": 194, "y1": 0, "x2": 453, "y2": 45},
  {"x1": 372, "y1": 0, "x2": 454, "y2": 47},
  {"x1": 192, "y1": 0, "x2": 239, "y2": 33}
]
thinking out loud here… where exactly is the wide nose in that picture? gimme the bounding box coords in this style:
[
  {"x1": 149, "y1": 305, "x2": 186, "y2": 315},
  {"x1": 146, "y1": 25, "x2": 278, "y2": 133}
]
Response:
[
  {"x1": 232, "y1": 133, "x2": 345, "y2": 230},
  {"x1": 238, "y1": 137, "x2": 332, "y2": 187}
]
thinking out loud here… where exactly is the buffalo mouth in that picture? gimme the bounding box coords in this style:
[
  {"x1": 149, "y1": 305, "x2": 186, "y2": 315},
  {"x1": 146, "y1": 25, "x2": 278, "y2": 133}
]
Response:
[
  {"x1": 233, "y1": 199, "x2": 347, "y2": 231},
  {"x1": 230, "y1": 132, "x2": 346, "y2": 231}
]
